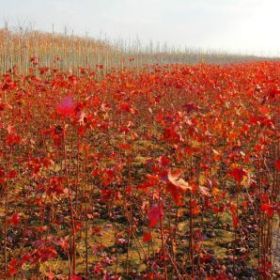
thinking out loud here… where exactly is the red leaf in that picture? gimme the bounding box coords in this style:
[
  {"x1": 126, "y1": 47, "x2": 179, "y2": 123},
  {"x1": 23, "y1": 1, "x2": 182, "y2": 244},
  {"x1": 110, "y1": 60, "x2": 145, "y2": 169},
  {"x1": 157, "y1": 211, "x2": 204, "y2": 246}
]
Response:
[
  {"x1": 8, "y1": 258, "x2": 18, "y2": 276},
  {"x1": 70, "y1": 275, "x2": 82, "y2": 280},
  {"x1": 229, "y1": 204, "x2": 239, "y2": 228},
  {"x1": 57, "y1": 96, "x2": 76, "y2": 117},
  {"x1": 229, "y1": 168, "x2": 247, "y2": 183},
  {"x1": 5, "y1": 133, "x2": 21, "y2": 146},
  {"x1": 159, "y1": 155, "x2": 170, "y2": 167},
  {"x1": 275, "y1": 159, "x2": 280, "y2": 171},
  {"x1": 6, "y1": 170, "x2": 17, "y2": 179},
  {"x1": 148, "y1": 204, "x2": 164, "y2": 228},
  {"x1": 45, "y1": 271, "x2": 55, "y2": 280},
  {"x1": 260, "y1": 203, "x2": 274, "y2": 217},
  {"x1": 119, "y1": 102, "x2": 132, "y2": 113},
  {"x1": 9, "y1": 213, "x2": 20, "y2": 226},
  {"x1": 166, "y1": 184, "x2": 184, "y2": 206},
  {"x1": 36, "y1": 246, "x2": 57, "y2": 262},
  {"x1": 57, "y1": 238, "x2": 69, "y2": 251},
  {"x1": 143, "y1": 232, "x2": 152, "y2": 242},
  {"x1": 190, "y1": 200, "x2": 201, "y2": 216},
  {"x1": 232, "y1": 214, "x2": 239, "y2": 228}
]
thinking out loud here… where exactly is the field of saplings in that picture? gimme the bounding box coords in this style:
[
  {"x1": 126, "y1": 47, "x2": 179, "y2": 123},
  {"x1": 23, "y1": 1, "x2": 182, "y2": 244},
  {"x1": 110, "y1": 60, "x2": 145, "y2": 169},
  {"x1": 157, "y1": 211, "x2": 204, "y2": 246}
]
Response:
[{"x1": 0, "y1": 59, "x2": 279, "y2": 279}]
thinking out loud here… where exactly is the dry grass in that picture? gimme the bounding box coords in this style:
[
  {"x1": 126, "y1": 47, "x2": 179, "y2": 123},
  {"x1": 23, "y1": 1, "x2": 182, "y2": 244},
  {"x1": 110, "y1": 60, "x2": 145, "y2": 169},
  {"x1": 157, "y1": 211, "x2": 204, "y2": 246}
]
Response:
[{"x1": 0, "y1": 27, "x2": 275, "y2": 74}]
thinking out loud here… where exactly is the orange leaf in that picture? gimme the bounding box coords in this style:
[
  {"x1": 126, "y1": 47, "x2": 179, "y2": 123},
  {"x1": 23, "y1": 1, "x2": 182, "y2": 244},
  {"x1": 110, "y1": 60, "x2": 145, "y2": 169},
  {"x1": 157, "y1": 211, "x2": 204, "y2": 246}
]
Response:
[{"x1": 168, "y1": 170, "x2": 192, "y2": 191}]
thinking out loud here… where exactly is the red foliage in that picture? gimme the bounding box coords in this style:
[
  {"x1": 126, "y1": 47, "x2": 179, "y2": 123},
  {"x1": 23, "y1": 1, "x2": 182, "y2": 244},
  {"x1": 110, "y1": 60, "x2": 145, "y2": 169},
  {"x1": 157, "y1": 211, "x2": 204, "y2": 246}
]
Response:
[
  {"x1": 148, "y1": 204, "x2": 164, "y2": 227},
  {"x1": 8, "y1": 213, "x2": 20, "y2": 226},
  {"x1": 229, "y1": 168, "x2": 247, "y2": 183},
  {"x1": 56, "y1": 95, "x2": 76, "y2": 117},
  {"x1": 143, "y1": 232, "x2": 152, "y2": 242},
  {"x1": 275, "y1": 159, "x2": 280, "y2": 171},
  {"x1": 260, "y1": 203, "x2": 274, "y2": 217},
  {"x1": 1, "y1": 61, "x2": 279, "y2": 278}
]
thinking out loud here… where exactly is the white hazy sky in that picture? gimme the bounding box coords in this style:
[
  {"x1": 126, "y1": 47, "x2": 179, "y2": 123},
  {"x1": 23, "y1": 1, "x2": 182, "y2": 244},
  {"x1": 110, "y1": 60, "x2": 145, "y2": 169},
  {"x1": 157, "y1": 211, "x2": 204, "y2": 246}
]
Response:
[{"x1": 1, "y1": 0, "x2": 280, "y2": 56}]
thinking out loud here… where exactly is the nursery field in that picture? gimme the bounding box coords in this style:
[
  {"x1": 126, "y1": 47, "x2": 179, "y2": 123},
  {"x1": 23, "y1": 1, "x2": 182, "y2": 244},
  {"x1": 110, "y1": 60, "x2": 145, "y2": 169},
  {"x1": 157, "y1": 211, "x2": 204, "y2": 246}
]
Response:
[{"x1": 0, "y1": 59, "x2": 279, "y2": 279}]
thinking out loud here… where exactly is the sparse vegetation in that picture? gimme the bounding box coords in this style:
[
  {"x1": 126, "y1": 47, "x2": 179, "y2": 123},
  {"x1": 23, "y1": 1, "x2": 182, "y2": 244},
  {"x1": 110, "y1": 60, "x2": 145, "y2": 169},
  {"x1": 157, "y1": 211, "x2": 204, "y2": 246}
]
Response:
[{"x1": 0, "y1": 28, "x2": 276, "y2": 74}]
